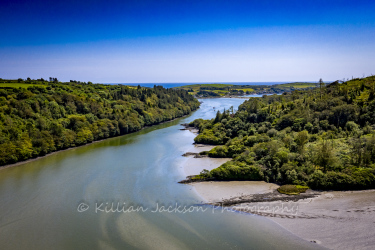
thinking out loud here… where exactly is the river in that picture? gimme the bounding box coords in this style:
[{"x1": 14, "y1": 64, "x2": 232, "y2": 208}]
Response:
[{"x1": 0, "y1": 97, "x2": 321, "y2": 250}]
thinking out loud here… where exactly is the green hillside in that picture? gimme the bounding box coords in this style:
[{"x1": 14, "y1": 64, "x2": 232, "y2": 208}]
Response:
[
  {"x1": 0, "y1": 78, "x2": 200, "y2": 166},
  {"x1": 189, "y1": 76, "x2": 375, "y2": 190}
]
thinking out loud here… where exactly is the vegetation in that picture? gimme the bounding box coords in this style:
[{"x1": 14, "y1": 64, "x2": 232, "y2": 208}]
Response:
[
  {"x1": 175, "y1": 82, "x2": 317, "y2": 97},
  {"x1": 277, "y1": 185, "x2": 309, "y2": 195},
  {"x1": 189, "y1": 76, "x2": 375, "y2": 190},
  {"x1": 0, "y1": 78, "x2": 199, "y2": 166},
  {"x1": 0, "y1": 78, "x2": 48, "y2": 88}
]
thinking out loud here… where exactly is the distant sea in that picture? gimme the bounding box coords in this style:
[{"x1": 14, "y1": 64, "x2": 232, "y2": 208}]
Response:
[{"x1": 105, "y1": 82, "x2": 317, "y2": 88}]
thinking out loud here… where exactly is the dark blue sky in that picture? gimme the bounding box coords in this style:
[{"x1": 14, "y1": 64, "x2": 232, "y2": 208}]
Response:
[{"x1": 1, "y1": 0, "x2": 375, "y2": 82}]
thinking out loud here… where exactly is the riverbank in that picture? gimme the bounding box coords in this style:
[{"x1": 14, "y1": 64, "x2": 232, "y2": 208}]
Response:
[
  {"x1": 263, "y1": 189, "x2": 375, "y2": 249},
  {"x1": 0, "y1": 112, "x2": 196, "y2": 170},
  {"x1": 181, "y1": 144, "x2": 375, "y2": 249},
  {"x1": 181, "y1": 143, "x2": 231, "y2": 177},
  {"x1": 192, "y1": 182, "x2": 375, "y2": 249}
]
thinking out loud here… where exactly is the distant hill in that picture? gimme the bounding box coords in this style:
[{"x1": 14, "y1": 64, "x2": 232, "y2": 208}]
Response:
[{"x1": 174, "y1": 82, "x2": 317, "y2": 97}]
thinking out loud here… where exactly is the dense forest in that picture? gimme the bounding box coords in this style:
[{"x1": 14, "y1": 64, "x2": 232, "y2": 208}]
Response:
[
  {"x1": 189, "y1": 76, "x2": 375, "y2": 190},
  {"x1": 0, "y1": 79, "x2": 200, "y2": 166}
]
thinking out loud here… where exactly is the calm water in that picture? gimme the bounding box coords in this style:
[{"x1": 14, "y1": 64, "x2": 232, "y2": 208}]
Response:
[{"x1": 0, "y1": 98, "x2": 321, "y2": 250}]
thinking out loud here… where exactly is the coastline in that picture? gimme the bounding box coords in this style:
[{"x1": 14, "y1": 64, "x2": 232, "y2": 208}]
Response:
[{"x1": 182, "y1": 131, "x2": 375, "y2": 249}]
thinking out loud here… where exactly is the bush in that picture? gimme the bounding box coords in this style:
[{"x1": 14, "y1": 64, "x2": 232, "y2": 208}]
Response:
[
  {"x1": 307, "y1": 170, "x2": 326, "y2": 189},
  {"x1": 189, "y1": 118, "x2": 204, "y2": 127},
  {"x1": 307, "y1": 170, "x2": 369, "y2": 190},
  {"x1": 267, "y1": 128, "x2": 278, "y2": 137},
  {"x1": 345, "y1": 121, "x2": 359, "y2": 132},
  {"x1": 351, "y1": 168, "x2": 375, "y2": 188},
  {"x1": 244, "y1": 134, "x2": 270, "y2": 147},
  {"x1": 277, "y1": 185, "x2": 309, "y2": 195},
  {"x1": 210, "y1": 162, "x2": 264, "y2": 180},
  {"x1": 208, "y1": 146, "x2": 229, "y2": 157},
  {"x1": 257, "y1": 125, "x2": 268, "y2": 134},
  {"x1": 277, "y1": 114, "x2": 294, "y2": 130},
  {"x1": 309, "y1": 134, "x2": 319, "y2": 142},
  {"x1": 304, "y1": 122, "x2": 313, "y2": 133},
  {"x1": 194, "y1": 129, "x2": 223, "y2": 144}
]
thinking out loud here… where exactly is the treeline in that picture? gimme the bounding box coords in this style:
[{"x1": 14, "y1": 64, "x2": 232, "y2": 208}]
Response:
[
  {"x1": 190, "y1": 76, "x2": 375, "y2": 190},
  {"x1": 0, "y1": 80, "x2": 200, "y2": 166},
  {"x1": 196, "y1": 90, "x2": 221, "y2": 97}
]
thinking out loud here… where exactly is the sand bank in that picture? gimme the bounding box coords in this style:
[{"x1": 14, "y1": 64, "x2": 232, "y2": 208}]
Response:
[
  {"x1": 191, "y1": 179, "x2": 375, "y2": 249},
  {"x1": 191, "y1": 181, "x2": 279, "y2": 203},
  {"x1": 181, "y1": 143, "x2": 231, "y2": 176},
  {"x1": 260, "y1": 190, "x2": 375, "y2": 249}
]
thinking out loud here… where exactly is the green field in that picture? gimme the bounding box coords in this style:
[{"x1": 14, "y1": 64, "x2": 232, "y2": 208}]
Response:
[
  {"x1": 275, "y1": 82, "x2": 317, "y2": 88},
  {"x1": 0, "y1": 78, "x2": 49, "y2": 88},
  {"x1": 0, "y1": 83, "x2": 46, "y2": 88}
]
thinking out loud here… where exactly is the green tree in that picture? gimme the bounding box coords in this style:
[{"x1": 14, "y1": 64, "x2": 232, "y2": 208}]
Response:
[{"x1": 295, "y1": 130, "x2": 309, "y2": 153}]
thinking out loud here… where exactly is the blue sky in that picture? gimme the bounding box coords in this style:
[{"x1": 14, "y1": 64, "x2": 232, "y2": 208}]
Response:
[{"x1": 1, "y1": 0, "x2": 375, "y2": 83}]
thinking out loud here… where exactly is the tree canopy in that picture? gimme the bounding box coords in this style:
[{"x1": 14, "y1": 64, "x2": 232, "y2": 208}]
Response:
[
  {"x1": 0, "y1": 79, "x2": 200, "y2": 166},
  {"x1": 190, "y1": 76, "x2": 375, "y2": 190}
]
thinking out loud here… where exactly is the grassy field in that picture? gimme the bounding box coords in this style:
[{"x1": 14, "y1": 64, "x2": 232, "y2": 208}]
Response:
[
  {"x1": 275, "y1": 82, "x2": 317, "y2": 88},
  {"x1": 0, "y1": 78, "x2": 49, "y2": 88},
  {"x1": 0, "y1": 83, "x2": 46, "y2": 88},
  {"x1": 233, "y1": 88, "x2": 255, "y2": 92}
]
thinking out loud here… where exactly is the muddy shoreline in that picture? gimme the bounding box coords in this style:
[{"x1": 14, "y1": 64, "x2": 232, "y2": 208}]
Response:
[{"x1": 211, "y1": 189, "x2": 319, "y2": 206}]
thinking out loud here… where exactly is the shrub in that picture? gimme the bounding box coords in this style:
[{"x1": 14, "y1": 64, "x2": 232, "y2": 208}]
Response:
[
  {"x1": 345, "y1": 121, "x2": 359, "y2": 132},
  {"x1": 210, "y1": 162, "x2": 264, "y2": 180},
  {"x1": 189, "y1": 118, "x2": 204, "y2": 127},
  {"x1": 304, "y1": 122, "x2": 313, "y2": 133},
  {"x1": 277, "y1": 185, "x2": 309, "y2": 195},
  {"x1": 208, "y1": 146, "x2": 229, "y2": 157},
  {"x1": 257, "y1": 125, "x2": 268, "y2": 134},
  {"x1": 194, "y1": 129, "x2": 223, "y2": 144},
  {"x1": 267, "y1": 128, "x2": 278, "y2": 137}
]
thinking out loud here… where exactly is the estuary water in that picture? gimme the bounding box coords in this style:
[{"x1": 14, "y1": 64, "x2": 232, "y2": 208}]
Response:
[{"x1": 0, "y1": 98, "x2": 321, "y2": 250}]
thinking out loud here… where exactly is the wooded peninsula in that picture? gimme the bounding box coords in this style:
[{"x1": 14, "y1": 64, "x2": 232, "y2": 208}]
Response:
[
  {"x1": 0, "y1": 79, "x2": 200, "y2": 166},
  {"x1": 188, "y1": 76, "x2": 375, "y2": 190}
]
